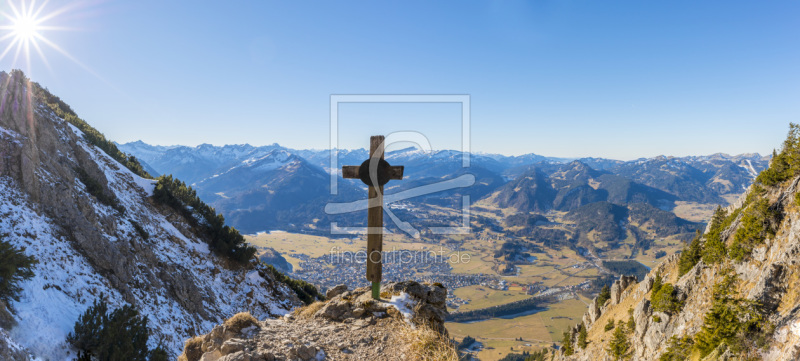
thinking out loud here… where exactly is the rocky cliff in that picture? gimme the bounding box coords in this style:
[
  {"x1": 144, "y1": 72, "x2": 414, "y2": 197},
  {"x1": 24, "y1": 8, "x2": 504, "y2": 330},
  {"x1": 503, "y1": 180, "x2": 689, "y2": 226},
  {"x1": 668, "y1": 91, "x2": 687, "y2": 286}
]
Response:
[
  {"x1": 178, "y1": 281, "x2": 457, "y2": 361},
  {"x1": 556, "y1": 132, "x2": 800, "y2": 360},
  {"x1": 0, "y1": 70, "x2": 303, "y2": 359}
]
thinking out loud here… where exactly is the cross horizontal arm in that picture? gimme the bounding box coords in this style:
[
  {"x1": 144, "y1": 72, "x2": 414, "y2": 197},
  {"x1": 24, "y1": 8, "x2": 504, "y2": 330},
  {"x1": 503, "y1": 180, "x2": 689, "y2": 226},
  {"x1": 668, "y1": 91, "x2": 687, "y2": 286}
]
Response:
[
  {"x1": 389, "y1": 166, "x2": 404, "y2": 179},
  {"x1": 342, "y1": 165, "x2": 404, "y2": 180},
  {"x1": 342, "y1": 166, "x2": 360, "y2": 179}
]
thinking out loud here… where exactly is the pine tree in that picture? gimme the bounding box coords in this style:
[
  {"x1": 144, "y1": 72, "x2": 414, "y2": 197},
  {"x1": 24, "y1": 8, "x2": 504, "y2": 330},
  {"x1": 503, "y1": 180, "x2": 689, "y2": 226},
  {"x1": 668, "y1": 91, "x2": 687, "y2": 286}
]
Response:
[
  {"x1": 149, "y1": 346, "x2": 168, "y2": 361},
  {"x1": 561, "y1": 330, "x2": 574, "y2": 356},
  {"x1": 607, "y1": 320, "x2": 631, "y2": 360},
  {"x1": 68, "y1": 296, "x2": 154, "y2": 361},
  {"x1": 597, "y1": 285, "x2": 611, "y2": 306},
  {"x1": 95, "y1": 305, "x2": 150, "y2": 361},
  {"x1": 577, "y1": 323, "x2": 588, "y2": 349},
  {"x1": 702, "y1": 206, "x2": 728, "y2": 264},
  {"x1": 651, "y1": 273, "x2": 662, "y2": 295},
  {"x1": 68, "y1": 296, "x2": 109, "y2": 354},
  {"x1": 0, "y1": 238, "x2": 37, "y2": 309},
  {"x1": 678, "y1": 230, "x2": 702, "y2": 276}
]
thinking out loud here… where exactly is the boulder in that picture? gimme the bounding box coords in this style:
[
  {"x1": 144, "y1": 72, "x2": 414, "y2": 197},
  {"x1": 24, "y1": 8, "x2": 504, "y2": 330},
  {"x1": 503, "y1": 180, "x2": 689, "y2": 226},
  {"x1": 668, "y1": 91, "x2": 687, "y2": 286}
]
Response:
[{"x1": 326, "y1": 284, "x2": 348, "y2": 300}]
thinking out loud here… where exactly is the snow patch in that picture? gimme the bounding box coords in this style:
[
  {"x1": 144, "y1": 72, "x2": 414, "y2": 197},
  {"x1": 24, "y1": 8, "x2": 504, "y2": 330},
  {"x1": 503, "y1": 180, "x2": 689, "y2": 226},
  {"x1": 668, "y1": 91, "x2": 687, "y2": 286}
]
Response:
[
  {"x1": 385, "y1": 293, "x2": 416, "y2": 325},
  {"x1": 745, "y1": 159, "x2": 758, "y2": 178},
  {"x1": 0, "y1": 177, "x2": 127, "y2": 360},
  {"x1": 132, "y1": 174, "x2": 156, "y2": 196}
]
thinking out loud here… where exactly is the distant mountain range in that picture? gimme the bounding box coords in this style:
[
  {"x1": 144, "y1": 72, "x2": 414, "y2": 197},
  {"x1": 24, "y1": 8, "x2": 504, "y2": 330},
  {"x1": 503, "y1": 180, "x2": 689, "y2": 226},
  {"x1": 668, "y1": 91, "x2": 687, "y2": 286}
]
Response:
[{"x1": 118, "y1": 141, "x2": 770, "y2": 234}]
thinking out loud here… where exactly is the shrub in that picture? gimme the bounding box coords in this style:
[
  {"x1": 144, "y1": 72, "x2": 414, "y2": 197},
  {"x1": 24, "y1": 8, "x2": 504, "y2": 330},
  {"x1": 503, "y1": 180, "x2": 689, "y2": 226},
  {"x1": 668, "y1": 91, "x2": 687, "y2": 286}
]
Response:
[
  {"x1": 626, "y1": 308, "x2": 635, "y2": 332},
  {"x1": 224, "y1": 312, "x2": 259, "y2": 333},
  {"x1": 729, "y1": 197, "x2": 780, "y2": 262},
  {"x1": 180, "y1": 337, "x2": 204, "y2": 361},
  {"x1": 654, "y1": 250, "x2": 667, "y2": 258},
  {"x1": 605, "y1": 319, "x2": 615, "y2": 331},
  {"x1": 652, "y1": 315, "x2": 661, "y2": 322},
  {"x1": 395, "y1": 320, "x2": 460, "y2": 361},
  {"x1": 651, "y1": 283, "x2": 683, "y2": 314},
  {"x1": 0, "y1": 237, "x2": 37, "y2": 309},
  {"x1": 658, "y1": 336, "x2": 694, "y2": 361},
  {"x1": 294, "y1": 301, "x2": 325, "y2": 319},
  {"x1": 67, "y1": 296, "x2": 155, "y2": 361}
]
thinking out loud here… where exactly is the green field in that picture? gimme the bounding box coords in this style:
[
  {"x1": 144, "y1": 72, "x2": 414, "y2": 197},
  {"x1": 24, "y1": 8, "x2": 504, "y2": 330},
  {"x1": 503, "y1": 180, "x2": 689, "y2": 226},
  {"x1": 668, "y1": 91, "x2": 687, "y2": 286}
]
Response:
[
  {"x1": 447, "y1": 298, "x2": 588, "y2": 361},
  {"x1": 452, "y1": 285, "x2": 531, "y2": 312}
]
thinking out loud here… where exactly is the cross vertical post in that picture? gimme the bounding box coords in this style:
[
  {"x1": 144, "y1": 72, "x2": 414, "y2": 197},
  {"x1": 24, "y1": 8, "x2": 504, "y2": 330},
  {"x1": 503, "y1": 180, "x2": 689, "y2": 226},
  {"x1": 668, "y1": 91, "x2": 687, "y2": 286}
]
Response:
[
  {"x1": 341, "y1": 135, "x2": 405, "y2": 299},
  {"x1": 366, "y1": 135, "x2": 384, "y2": 299}
]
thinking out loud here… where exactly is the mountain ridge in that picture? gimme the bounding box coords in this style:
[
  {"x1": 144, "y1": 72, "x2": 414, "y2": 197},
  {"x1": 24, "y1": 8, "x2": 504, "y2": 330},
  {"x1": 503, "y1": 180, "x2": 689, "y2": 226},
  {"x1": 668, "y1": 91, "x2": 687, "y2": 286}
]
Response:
[
  {"x1": 0, "y1": 70, "x2": 308, "y2": 359},
  {"x1": 119, "y1": 141, "x2": 769, "y2": 236},
  {"x1": 118, "y1": 140, "x2": 769, "y2": 179}
]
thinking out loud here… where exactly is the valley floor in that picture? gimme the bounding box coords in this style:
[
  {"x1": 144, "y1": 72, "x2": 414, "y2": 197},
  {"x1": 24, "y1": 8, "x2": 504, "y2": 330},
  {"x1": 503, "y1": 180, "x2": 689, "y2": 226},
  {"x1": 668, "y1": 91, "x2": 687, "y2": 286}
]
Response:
[{"x1": 245, "y1": 227, "x2": 682, "y2": 359}]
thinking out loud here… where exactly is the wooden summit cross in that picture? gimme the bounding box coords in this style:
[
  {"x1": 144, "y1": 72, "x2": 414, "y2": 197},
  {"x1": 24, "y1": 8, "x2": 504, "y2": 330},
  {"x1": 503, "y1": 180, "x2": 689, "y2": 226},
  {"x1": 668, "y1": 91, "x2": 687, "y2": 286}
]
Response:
[{"x1": 342, "y1": 135, "x2": 405, "y2": 299}]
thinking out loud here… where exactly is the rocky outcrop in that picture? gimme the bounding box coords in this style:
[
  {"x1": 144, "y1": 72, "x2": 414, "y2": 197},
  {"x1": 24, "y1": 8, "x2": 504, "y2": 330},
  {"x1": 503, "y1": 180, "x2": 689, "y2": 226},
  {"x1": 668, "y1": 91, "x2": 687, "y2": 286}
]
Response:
[
  {"x1": 179, "y1": 281, "x2": 452, "y2": 361},
  {"x1": 580, "y1": 275, "x2": 637, "y2": 329},
  {"x1": 0, "y1": 70, "x2": 302, "y2": 359},
  {"x1": 582, "y1": 297, "x2": 601, "y2": 328},
  {"x1": 556, "y1": 174, "x2": 800, "y2": 360},
  {"x1": 610, "y1": 275, "x2": 637, "y2": 305},
  {"x1": 316, "y1": 281, "x2": 448, "y2": 333}
]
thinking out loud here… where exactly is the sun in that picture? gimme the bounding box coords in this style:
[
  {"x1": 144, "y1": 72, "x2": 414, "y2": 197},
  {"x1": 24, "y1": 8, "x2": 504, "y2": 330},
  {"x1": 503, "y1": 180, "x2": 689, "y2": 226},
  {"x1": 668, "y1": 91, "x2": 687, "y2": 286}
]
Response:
[
  {"x1": 12, "y1": 14, "x2": 39, "y2": 42},
  {"x1": 0, "y1": 0, "x2": 79, "y2": 74}
]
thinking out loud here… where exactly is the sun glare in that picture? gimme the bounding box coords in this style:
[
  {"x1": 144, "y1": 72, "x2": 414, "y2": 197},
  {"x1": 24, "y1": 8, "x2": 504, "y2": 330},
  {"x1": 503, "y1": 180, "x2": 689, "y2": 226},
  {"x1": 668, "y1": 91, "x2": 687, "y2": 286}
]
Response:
[
  {"x1": 12, "y1": 15, "x2": 39, "y2": 41},
  {"x1": 0, "y1": 0, "x2": 81, "y2": 74}
]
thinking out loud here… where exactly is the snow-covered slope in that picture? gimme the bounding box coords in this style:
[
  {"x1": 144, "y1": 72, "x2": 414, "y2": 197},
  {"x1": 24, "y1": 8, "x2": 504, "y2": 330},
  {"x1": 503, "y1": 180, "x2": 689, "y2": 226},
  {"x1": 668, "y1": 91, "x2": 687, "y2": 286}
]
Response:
[{"x1": 0, "y1": 71, "x2": 302, "y2": 359}]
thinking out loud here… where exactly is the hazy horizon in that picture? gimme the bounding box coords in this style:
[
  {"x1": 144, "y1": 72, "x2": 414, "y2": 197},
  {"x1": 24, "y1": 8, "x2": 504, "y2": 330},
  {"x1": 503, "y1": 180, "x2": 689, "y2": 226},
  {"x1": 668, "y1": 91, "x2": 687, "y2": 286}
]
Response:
[{"x1": 119, "y1": 138, "x2": 770, "y2": 162}]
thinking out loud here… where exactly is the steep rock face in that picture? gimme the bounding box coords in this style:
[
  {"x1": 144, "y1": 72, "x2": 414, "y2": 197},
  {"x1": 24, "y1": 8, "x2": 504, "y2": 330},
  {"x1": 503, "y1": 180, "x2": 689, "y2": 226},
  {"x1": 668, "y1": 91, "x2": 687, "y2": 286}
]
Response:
[
  {"x1": 556, "y1": 173, "x2": 800, "y2": 360},
  {"x1": 0, "y1": 71, "x2": 302, "y2": 358},
  {"x1": 179, "y1": 281, "x2": 451, "y2": 361}
]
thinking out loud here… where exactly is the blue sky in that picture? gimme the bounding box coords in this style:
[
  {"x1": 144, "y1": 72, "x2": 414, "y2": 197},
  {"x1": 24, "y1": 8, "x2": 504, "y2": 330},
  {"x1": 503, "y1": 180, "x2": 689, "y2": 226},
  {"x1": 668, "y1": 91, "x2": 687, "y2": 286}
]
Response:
[{"x1": 2, "y1": 0, "x2": 798, "y2": 160}]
